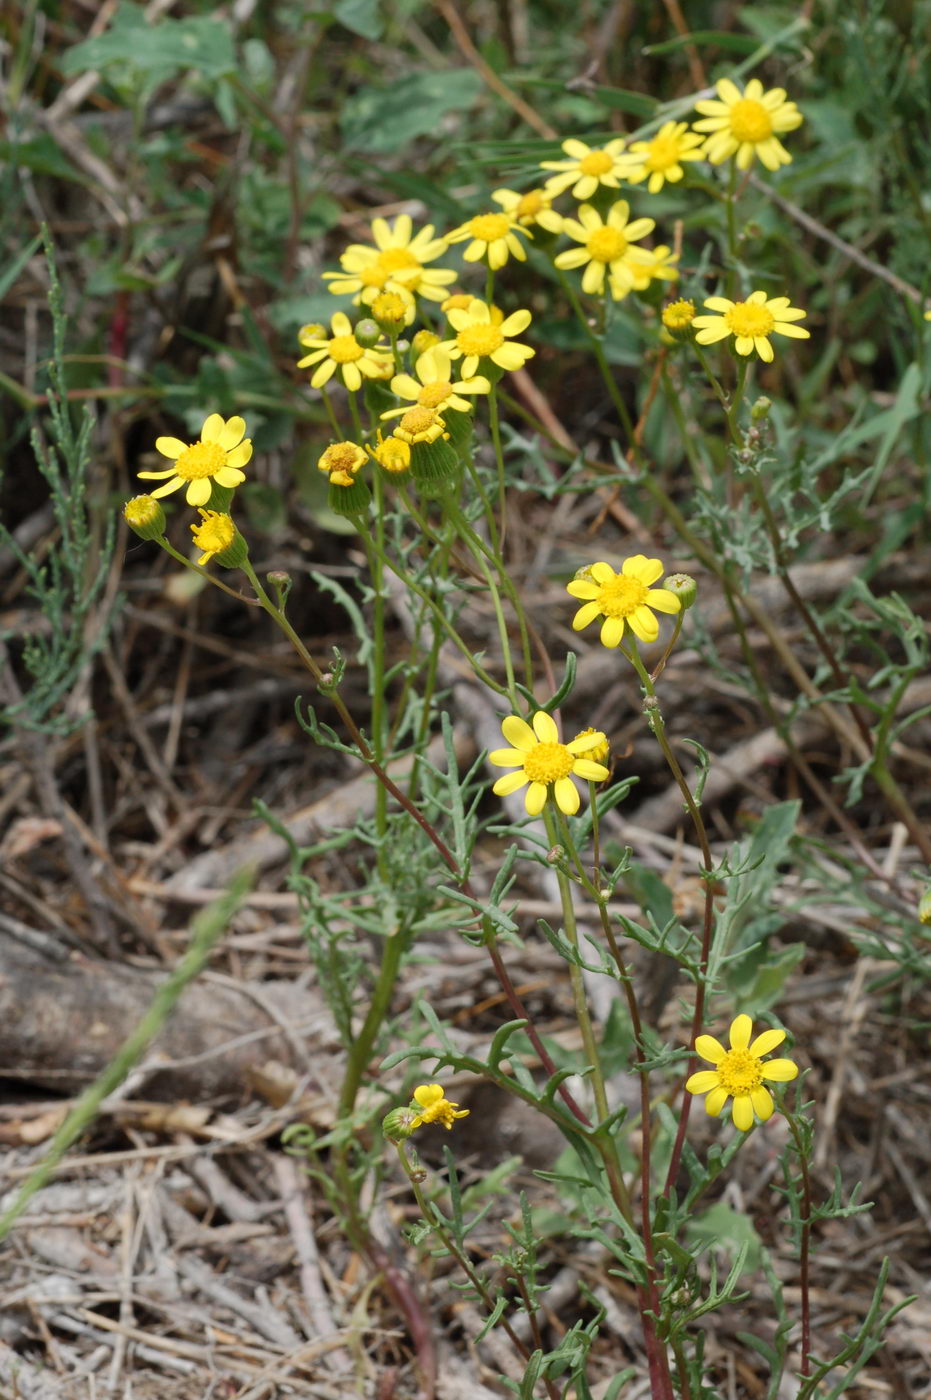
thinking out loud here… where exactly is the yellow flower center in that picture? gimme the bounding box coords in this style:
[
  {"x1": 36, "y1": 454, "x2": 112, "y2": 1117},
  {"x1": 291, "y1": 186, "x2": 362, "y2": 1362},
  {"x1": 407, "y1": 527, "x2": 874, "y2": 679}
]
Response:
[
  {"x1": 375, "y1": 437, "x2": 411, "y2": 473},
  {"x1": 321, "y1": 443, "x2": 363, "y2": 476},
  {"x1": 715, "y1": 1049, "x2": 763, "y2": 1096},
  {"x1": 359, "y1": 264, "x2": 390, "y2": 288},
  {"x1": 418, "y1": 381, "x2": 453, "y2": 408},
  {"x1": 457, "y1": 325, "x2": 504, "y2": 357},
  {"x1": 523, "y1": 741, "x2": 575, "y2": 784},
  {"x1": 573, "y1": 727, "x2": 610, "y2": 764},
  {"x1": 328, "y1": 334, "x2": 364, "y2": 364},
  {"x1": 192, "y1": 510, "x2": 235, "y2": 554},
  {"x1": 395, "y1": 406, "x2": 446, "y2": 443},
  {"x1": 516, "y1": 191, "x2": 544, "y2": 220},
  {"x1": 579, "y1": 149, "x2": 614, "y2": 176},
  {"x1": 372, "y1": 292, "x2": 408, "y2": 322},
  {"x1": 380, "y1": 247, "x2": 420, "y2": 275},
  {"x1": 598, "y1": 574, "x2": 648, "y2": 616},
  {"x1": 729, "y1": 98, "x2": 773, "y2": 144},
  {"x1": 662, "y1": 299, "x2": 695, "y2": 330},
  {"x1": 725, "y1": 301, "x2": 775, "y2": 338},
  {"x1": 587, "y1": 227, "x2": 627, "y2": 262},
  {"x1": 646, "y1": 134, "x2": 680, "y2": 170},
  {"x1": 469, "y1": 213, "x2": 510, "y2": 241},
  {"x1": 176, "y1": 440, "x2": 226, "y2": 481}
]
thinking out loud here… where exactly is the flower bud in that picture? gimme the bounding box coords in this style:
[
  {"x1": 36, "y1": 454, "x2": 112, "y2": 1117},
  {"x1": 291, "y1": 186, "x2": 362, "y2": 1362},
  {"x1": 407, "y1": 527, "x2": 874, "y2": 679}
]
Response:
[
  {"x1": 751, "y1": 396, "x2": 772, "y2": 422},
  {"x1": 663, "y1": 573, "x2": 697, "y2": 610},
  {"x1": 412, "y1": 329, "x2": 441, "y2": 356},
  {"x1": 353, "y1": 318, "x2": 381, "y2": 348},
  {"x1": 382, "y1": 1107, "x2": 416, "y2": 1142},
  {"x1": 123, "y1": 494, "x2": 166, "y2": 540}
]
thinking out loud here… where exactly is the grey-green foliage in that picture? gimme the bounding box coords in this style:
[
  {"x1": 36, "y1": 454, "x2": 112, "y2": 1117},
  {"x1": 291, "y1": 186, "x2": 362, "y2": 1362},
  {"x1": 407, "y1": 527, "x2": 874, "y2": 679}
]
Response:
[{"x1": 0, "y1": 228, "x2": 115, "y2": 736}]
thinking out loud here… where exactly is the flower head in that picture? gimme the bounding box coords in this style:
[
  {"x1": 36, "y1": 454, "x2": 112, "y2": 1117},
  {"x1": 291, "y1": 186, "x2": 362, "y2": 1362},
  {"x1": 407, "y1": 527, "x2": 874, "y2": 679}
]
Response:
[
  {"x1": 123, "y1": 494, "x2": 165, "y2": 540},
  {"x1": 322, "y1": 214, "x2": 455, "y2": 304},
  {"x1": 440, "y1": 300, "x2": 535, "y2": 379},
  {"x1": 567, "y1": 556, "x2": 681, "y2": 647},
  {"x1": 368, "y1": 430, "x2": 411, "y2": 475},
  {"x1": 692, "y1": 291, "x2": 809, "y2": 362},
  {"x1": 572, "y1": 727, "x2": 611, "y2": 765},
  {"x1": 554, "y1": 202, "x2": 655, "y2": 297},
  {"x1": 393, "y1": 405, "x2": 448, "y2": 446},
  {"x1": 409, "y1": 1084, "x2": 469, "y2": 1131},
  {"x1": 190, "y1": 509, "x2": 243, "y2": 567},
  {"x1": 369, "y1": 287, "x2": 416, "y2": 330},
  {"x1": 686, "y1": 1014, "x2": 799, "y2": 1130},
  {"x1": 491, "y1": 186, "x2": 563, "y2": 233},
  {"x1": 139, "y1": 414, "x2": 252, "y2": 507},
  {"x1": 540, "y1": 137, "x2": 628, "y2": 200},
  {"x1": 446, "y1": 210, "x2": 531, "y2": 270},
  {"x1": 620, "y1": 121, "x2": 705, "y2": 192},
  {"x1": 318, "y1": 440, "x2": 367, "y2": 487},
  {"x1": 382, "y1": 346, "x2": 490, "y2": 421},
  {"x1": 662, "y1": 299, "x2": 696, "y2": 333},
  {"x1": 489, "y1": 711, "x2": 610, "y2": 817},
  {"x1": 693, "y1": 78, "x2": 803, "y2": 172},
  {"x1": 614, "y1": 244, "x2": 678, "y2": 300},
  {"x1": 297, "y1": 313, "x2": 391, "y2": 390}
]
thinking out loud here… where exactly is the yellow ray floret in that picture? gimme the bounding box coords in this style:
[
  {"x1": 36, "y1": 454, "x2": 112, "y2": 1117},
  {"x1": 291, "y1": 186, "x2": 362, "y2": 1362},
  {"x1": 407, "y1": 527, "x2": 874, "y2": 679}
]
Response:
[
  {"x1": 489, "y1": 710, "x2": 610, "y2": 817},
  {"x1": 410, "y1": 1084, "x2": 469, "y2": 1131},
  {"x1": 686, "y1": 1014, "x2": 799, "y2": 1131}
]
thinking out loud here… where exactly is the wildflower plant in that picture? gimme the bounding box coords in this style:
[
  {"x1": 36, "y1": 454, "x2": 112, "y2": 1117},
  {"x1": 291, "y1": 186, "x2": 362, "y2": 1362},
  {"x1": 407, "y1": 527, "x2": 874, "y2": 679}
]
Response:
[{"x1": 115, "y1": 45, "x2": 925, "y2": 1400}]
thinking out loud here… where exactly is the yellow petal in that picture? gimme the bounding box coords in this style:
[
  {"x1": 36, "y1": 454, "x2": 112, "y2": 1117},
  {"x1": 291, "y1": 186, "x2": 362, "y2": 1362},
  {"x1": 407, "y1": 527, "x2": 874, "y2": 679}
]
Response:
[
  {"x1": 501, "y1": 715, "x2": 536, "y2": 751},
  {"x1": 694, "y1": 1034, "x2": 725, "y2": 1064},
  {"x1": 532, "y1": 711, "x2": 559, "y2": 744},
  {"x1": 686, "y1": 1070, "x2": 720, "y2": 1094},
  {"x1": 760, "y1": 1058, "x2": 799, "y2": 1083},
  {"x1": 749, "y1": 1028, "x2": 786, "y2": 1057},
  {"x1": 525, "y1": 782, "x2": 548, "y2": 816},
  {"x1": 553, "y1": 777, "x2": 580, "y2": 814},
  {"x1": 729, "y1": 1015, "x2": 753, "y2": 1050},
  {"x1": 732, "y1": 1095, "x2": 755, "y2": 1131}
]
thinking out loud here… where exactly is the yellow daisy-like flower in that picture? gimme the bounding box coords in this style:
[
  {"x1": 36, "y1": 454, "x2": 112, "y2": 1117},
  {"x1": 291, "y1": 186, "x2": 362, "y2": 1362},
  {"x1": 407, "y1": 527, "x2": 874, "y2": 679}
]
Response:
[
  {"x1": 369, "y1": 287, "x2": 416, "y2": 330},
  {"x1": 693, "y1": 77, "x2": 803, "y2": 172},
  {"x1": 322, "y1": 214, "x2": 455, "y2": 304},
  {"x1": 296, "y1": 313, "x2": 390, "y2": 391},
  {"x1": 446, "y1": 211, "x2": 531, "y2": 270},
  {"x1": 692, "y1": 291, "x2": 809, "y2": 363},
  {"x1": 567, "y1": 556, "x2": 681, "y2": 647},
  {"x1": 554, "y1": 202, "x2": 655, "y2": 296},
  {"x1": 491, "y1": 186, "x2": 563, "y2": 233},
  {"x1": 572, "y1": 727, "x2": 611, "y2": 765},
  {"x1": 409, "y1": 1084, "x2": 470, "y2": 1131},
  {"x1": 685, "y1": 1014, "x2": 799, "y2": 1131},
  {"x1": 318, "y1": 440, "x2": 367, "y2": 487},
  {"x1": 489, "y1": 711, "x2": 610, "y2": 817},
  {"x1": 620, "y1": 121, "x2": 705, "y2": 193},
  {"x1": 440, "y1": 300, "x2": 535, "y2": 379},
  {"x1": 662, "y1": 299, "x2": 696, "y2": 332},
  {"x1": 540, "y1": 137, "x2": 628, "y2": 200},
  {"x1": 392, "y1": 405, "x2": 448, "y2": 446},
  {"x1": 615, "y1": 244, "x2": 679, "y2": 299},
  {"x1": 190, "y1": 509, "x2": 235, "y2": 566},
  {"x1": 139, "y1": 414, "x2": 252, "y2": 507},
  {"x1": 382, "y1": 346, "x2": 490, "y2": 421},
  {"x1": 368, "y1": 430, "x2": 411, "y2": 475}
]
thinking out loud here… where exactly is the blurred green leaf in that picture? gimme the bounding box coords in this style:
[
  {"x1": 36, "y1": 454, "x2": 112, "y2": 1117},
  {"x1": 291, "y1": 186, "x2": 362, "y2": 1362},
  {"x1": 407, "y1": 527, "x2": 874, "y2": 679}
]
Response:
[
  {"x1": 334, "y1": 0, "x2": 384, "y2": 40},
  {"x1": 340, "y1": 68, "x2": 483, "y2": 153},
  {"x1": 62, "y1": 3, "x2": 237, "y2": 87}
]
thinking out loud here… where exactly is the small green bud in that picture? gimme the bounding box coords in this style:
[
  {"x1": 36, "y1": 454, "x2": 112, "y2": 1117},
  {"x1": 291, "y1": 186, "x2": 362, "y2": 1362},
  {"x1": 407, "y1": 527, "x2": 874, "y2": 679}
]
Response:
[
  {"x1": 663, "y1": 573, "x2": 697, "y2": 610},
  {"x1": 267, "y1": 570, "x2": 292, "y2": 607},
  {"x1": 382, "y1": 1107, "x2": 416, "y2": 1143},
  {"x1": 354, "y1": 318, "x2": 381, "y2": 348},
  {"x1": 123, "y1": 495, "x2": 166, "y2": 540},
  {"x1": 751, "y1": 396, "x2": 772, "y2": 422}
]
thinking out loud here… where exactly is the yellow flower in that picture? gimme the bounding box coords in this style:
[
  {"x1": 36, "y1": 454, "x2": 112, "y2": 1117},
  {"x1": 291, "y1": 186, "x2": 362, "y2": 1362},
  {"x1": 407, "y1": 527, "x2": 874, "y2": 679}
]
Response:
[
  {"x1": 446, "y1": 211, "x2": 531, "y2": 270},
  {"x1": 491, "y1": 186, "x2": 563, "y2": 233},
  {"x1": 123, "y1": 494, "x2": 165, "y2": 540},
  {"x1": 297, "y1": 313, "x2": 391, "y2": 390},
  {"x1": 662, "y1": 299, "x2": 696, "y2": 332},
  {"x1": 190, "y1": 509, "x2": 236, "y2": 566},
  {"x1": 489, "y1": 711, "x2": 610, "y2": 817},
  {"x1": 318, "y1": 441, "x2": 367, "y2": 487},
  {"x1": 368, "y1": 430, "x2": 411, "y2": 474},
  {"x1": 440, "y1": 300, "x2": 535, "y2": 379},
  {"x1": 382, "y1": 346, "x2": 490, "y2": 421},
  {"x1": 692, "y1": 291, "x2": 809, "y2": 362},
  {"x1": 392, "y1": 406, "x2": 447, "y2": 445},
  {"x1": 567, "y1": 556, "x2": 680, "y2": 647},
  {"x1": 369, "y1": 288, "x2": 416, "y2": 330},
  {"x1": 139, "y1": 414, "x2": 252, "y2": 507},
  {"x1": 322, "y1": 214, "x2": 455, "y2": 304},
  {"x1": 540, "y1": 137, "x2": 628, "y2": 200},
  {"x1": 409, "y1": 1084, "x2": 469, "y2": 1131},
  {"x1": 441, "y1": 294, "x2": 505, "y2": 325},
  {"x1": 554, "y1": 202, "x2": 655, "y2": 296},
  {"x1": 613, "y1": 244, "x2": 678, "y2": 300},
  {"x1": 620, "y1": 121, "x2": 705, "y2": 192},
  {"x1": 693, "y1": 77, "x2": 803, "y2": 172},
  {"x1": 686, "y1": 1014, "x2": 799, "y2": 1131},
  {"x1": 572, "y1": 727, "x2": 610, "y2": 765}
]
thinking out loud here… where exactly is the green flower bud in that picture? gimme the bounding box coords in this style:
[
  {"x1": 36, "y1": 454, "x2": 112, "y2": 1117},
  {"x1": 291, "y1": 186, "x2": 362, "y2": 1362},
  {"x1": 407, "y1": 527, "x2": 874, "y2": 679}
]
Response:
[
  {"x1": 663, "y1": 573, "x2": 697, "y2": 609},
  {"x1": 382, "y1": 1107, "x2": 416, "y2": 1142},
  {"x1": 123, "y1": 495, "x2": 166, "y2": 540},
  {"x1": 354, "y1": 318, "x2": 381, "y2": 348}
]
